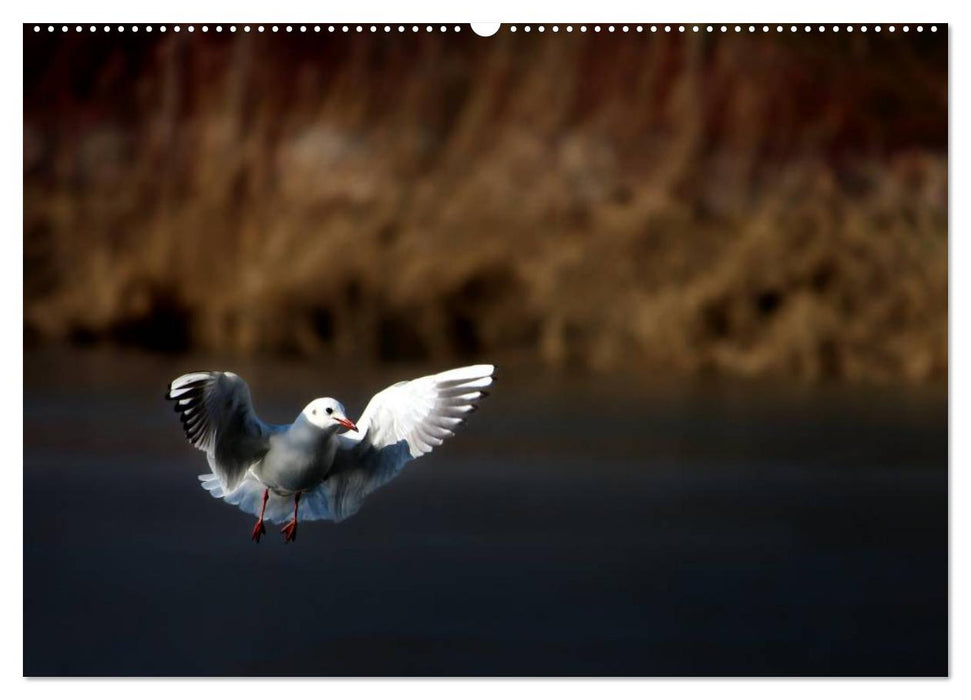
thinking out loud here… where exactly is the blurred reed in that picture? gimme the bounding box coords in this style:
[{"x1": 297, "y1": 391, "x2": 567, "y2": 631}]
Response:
[{"x1": 23, "y1": 29, "x2": 947, "y2": 382}]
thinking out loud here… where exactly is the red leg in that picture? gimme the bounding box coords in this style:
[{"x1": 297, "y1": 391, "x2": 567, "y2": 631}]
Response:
[
  {"x1": 250, "y1": 488, "x2": 269, "y2": 543},
  {"x1": 281, "y1": 492, "x2": 301, "y2": 543}
]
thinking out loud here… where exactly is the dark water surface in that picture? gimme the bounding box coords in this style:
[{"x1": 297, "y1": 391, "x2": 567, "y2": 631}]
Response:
[{"x1": 24, "y1": 349, "x2": 947, "y2": 676}]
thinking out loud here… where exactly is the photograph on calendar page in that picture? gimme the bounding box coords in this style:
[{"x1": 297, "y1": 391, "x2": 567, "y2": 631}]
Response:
[{"x1": 23, "y1": 21, "x2": 946, "y2": 676}]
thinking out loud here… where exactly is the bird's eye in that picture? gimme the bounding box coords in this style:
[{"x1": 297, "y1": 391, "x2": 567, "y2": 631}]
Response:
[{"x1": 326, "y1": 407, "x2": 333, "y2": 415}]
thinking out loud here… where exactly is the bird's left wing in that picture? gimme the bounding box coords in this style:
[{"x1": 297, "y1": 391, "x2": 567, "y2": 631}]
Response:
[{"x1": 305, "y1": 364, "x2": 495, "y2": 522}]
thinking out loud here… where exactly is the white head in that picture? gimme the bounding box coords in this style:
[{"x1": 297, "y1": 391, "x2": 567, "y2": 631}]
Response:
[{"x1": 301, "y1": 397, "x2": 358, "y2": 432}]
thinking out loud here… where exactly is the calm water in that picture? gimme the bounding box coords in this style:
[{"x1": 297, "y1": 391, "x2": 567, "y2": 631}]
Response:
[{"x1": 23, "y1": 348, "x2": 947, "y2": 676}]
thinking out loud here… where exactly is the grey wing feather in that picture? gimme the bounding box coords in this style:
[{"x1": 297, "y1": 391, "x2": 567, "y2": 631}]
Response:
[
  {"x1": 309, "y1": 364, "x2": 495, "y2": 522},
  {"x1": 166, "y1": 371, "x2": 273, "y2": 494}
]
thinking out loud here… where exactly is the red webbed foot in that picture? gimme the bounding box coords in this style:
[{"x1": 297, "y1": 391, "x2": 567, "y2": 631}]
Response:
[
  {"x1": 281, "y1": 520, "x2": 298, "y2": 543},
  {"x1": 251, "y1": 519, "x2": 267, "y2": 542},
  {"x1": 251, "y1": 488, "x2": 270, "y2": 543}
]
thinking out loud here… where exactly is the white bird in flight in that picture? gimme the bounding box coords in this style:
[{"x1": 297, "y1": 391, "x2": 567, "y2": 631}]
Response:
[{"x1": 165, "y1": 364, "x2": 495, "y2": 542}]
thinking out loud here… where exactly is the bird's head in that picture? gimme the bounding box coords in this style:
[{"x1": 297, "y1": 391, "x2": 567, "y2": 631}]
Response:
[{"x1": 302, "y1": 398, "x2": 358, "y2": 432}]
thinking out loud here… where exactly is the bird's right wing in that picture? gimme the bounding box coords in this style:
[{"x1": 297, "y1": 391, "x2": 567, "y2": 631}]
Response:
[
  {"x1": 310, "y1": 364, "x2": 496, "y2": 522},
  {"x1": 166, "y1": 371, "x2": 275, "y2": 495}
]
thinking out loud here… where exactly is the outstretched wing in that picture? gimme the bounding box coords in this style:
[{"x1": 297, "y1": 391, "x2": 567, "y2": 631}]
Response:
[
  {"x1": 166, "y1": 371, "x2": 275, "y2": 494},
  {"x1": 308, "y1": 364, "x2": 495, "y2": 522}
]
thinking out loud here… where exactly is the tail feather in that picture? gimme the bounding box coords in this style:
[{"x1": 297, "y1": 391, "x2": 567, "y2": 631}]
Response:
[{"x1": 197, "y1": 474, "x2": 335, "y2": 524}]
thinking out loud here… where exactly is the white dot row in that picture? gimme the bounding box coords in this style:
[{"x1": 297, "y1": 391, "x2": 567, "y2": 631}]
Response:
[
  {"x1": 32, "y1": 24, "x2": 941, "y2": 35},
  {"x1": 510, "y1": 24, "x2": 939, "y2": 33},
  {"x1": 33, "y1": 25, "x2": 465, "y2": 34}
]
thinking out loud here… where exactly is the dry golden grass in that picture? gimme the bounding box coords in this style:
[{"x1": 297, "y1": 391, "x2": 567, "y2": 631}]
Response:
[{"x1": 24, "y1": 30, "x2": 947, "y2": 382}]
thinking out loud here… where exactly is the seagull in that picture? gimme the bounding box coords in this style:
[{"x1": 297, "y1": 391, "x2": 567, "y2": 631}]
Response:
[{"x1": 165, "y1": 364, "x2": 495, "y2": 542}]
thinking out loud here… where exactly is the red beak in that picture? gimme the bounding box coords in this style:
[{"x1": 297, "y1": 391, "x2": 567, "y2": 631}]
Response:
[{"x1": 337, "y1": 417, "x2": 358, "y2": 432}]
